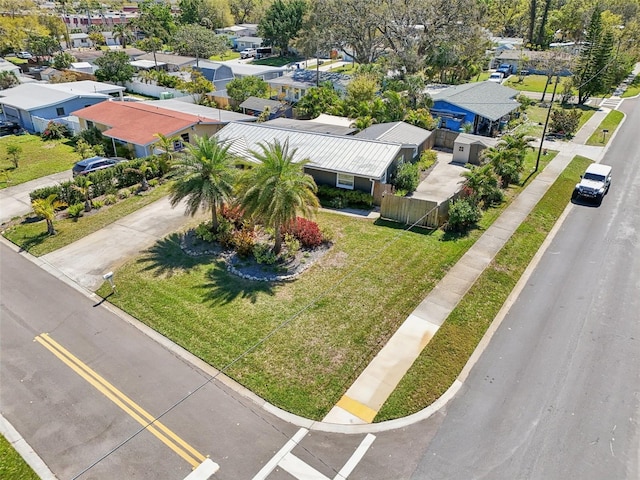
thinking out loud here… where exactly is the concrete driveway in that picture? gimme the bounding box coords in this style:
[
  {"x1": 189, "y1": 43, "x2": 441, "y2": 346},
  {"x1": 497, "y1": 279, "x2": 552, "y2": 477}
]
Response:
[
  {"x1": 410, "y1": 150, "x2": 467, "y2": 203},
  {"x1": 0, "y1": 172, "x2": 72, "y2": 225},
  {"x1": 41, "y1": 197, "x2": 206, "y2": 291}
]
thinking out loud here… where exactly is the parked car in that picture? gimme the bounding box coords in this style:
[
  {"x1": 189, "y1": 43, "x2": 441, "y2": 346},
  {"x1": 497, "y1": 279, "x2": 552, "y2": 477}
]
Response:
[
  {"x1": 16, "y1": 51, "x2": 33, "y2": 59},
  {"x1": 488, "y1": 72, "x2": 504, "y2": 83},
  {"x1": 72, "y1": 156, "x2": 126, "y2": 177},
  {"x1": 240, "y1": 48, "x2": 257, "y2": 59},
  {"x1": 572, "y1": 163, "x2": 612, "y2": 205},
  {"x1": 496, "y1": 63, "x2": 514, "y2": 76},
  {"x1": 0, "y1": 120, "x2": 21, "y2": 136}
]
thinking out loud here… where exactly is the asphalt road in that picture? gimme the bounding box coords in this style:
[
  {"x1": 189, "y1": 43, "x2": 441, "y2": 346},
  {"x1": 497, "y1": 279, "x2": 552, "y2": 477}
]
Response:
[{"x1": 409, "y1": 97, "x2": 640, "y2": 479}]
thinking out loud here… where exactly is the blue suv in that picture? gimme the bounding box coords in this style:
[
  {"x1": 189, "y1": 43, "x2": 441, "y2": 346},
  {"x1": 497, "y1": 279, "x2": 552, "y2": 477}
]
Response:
[{"x1": 72, "y1": 156, "x2": 126, "y2": 177}]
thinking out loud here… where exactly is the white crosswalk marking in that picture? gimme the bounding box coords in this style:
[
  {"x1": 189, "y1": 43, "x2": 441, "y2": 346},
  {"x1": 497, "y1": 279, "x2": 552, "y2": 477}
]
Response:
[{"x1": 254, "y1": 430, "x2": 376, "y2": 480}]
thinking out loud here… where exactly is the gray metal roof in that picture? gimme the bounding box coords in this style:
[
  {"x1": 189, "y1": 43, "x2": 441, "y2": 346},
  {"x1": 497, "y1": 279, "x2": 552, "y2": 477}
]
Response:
[
  {"x1": 431, "y1": 82, "x2": 520, "y2": 121},
  {"x1": 135, "y1": 53, "x2": 197, "y2": 66},
  {"x1": 355, "y1": 121, "x2": 431, "y2": 146},
  {"x1": 264, "y1": 117, "x2": 356, "y2": 135},
  {"x1": 239, "y1": 96, "x2": 286, "y2": 112},
  {"x1": 454, "y1": 133, "x2": 498, "y2": 147},
  {"x1": 215, "y1": 122, "x2": 401, "y2": 179},
  {"x1": 0, "y1": 83, "x2": 112, "y2": 111},
  {"x1": 140, "y1": 98, "x2": 256, "y2": 123}
]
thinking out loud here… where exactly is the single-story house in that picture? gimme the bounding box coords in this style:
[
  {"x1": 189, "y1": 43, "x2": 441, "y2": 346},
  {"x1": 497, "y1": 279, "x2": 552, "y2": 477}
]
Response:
[
  {"x1": 69, "y1": 62, "x2": 95, "y2": 74},
  {"x1": 264, "y1": 117, "x2": 357, "y2": 135},
  {"x1": 452, "y1": 133, "x2": 498, "y2": 165},
  {"x1": 193, "y1": 60, "x2": 234, "y2": 90},
  {"x1": 215, "y1": 24, "x2": 258, "y2": 39},
  {"x1": 355, "y1": 121, "x2": 433, "y2": 161},
  {"x1": 134, "y1": 53, "x2": 197, "y2": 72},
  {"x1": 130, "y1": 59, "x2": 167, "y2": 71},
  {"x1": 215, "y1": 122, "x2": 404, "y2": 203},
  {"x1": 0, "y1": 81, "x2": 125, "y2": 132},
  {"x1": 73, "y1": 100, "x2": 253, "y2": 157},
  {"x1": 234, "y1": 36, "x2": 263, "y2": 50},
  {"x1": 267, "y1": 70, "x2": 351, "y2": 103},
  {"x1": 239, "y1": 96, "x2": 291, "y2": 119},
  {"x1": 430, "y1": 82, "x2": 520, "y2": 137},
  {"x1": 220, "y1": 61, "x2": 286, "y2": 81},
  {"x1": 68, "y1": 33, "x2": 93, "y2": 49},
  {"x1": 39, "y1": 67, "x2": 62, "y2": 82}
]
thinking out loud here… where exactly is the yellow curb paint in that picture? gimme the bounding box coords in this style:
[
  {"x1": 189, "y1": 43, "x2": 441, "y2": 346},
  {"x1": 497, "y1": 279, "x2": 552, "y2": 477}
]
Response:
[
  {"x1": 35, "y1": 333, "x2": 205, "y2": 468},
  {"x1": 336, "y1": 395, "x2": 377, "y2": 423}
]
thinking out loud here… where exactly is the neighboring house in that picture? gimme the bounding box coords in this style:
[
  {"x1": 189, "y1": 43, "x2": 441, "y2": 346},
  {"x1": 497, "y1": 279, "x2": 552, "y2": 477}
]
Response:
[
  {"x1": 139, "y1": 98, "x2": 257, "y2": 125},
  {"x1": 264, "y1": 117, "x2": 357, "y2": 135},
  {"x1": 130, "y1": 59, "x2": 167, "y2": 71},
  {"x1": 215, "y1": 122, "x2": 404, "y2": 203},
  {"x1": 221, "y1": 61, "x2": 285, "y2": 81},
  {"x1": 239, "y1": 96, "x2": 291, "y2": 119},
  {"x1": 69, "y1": 62, "x2": 95, "y2": 74},
  {"x1": 430, "y1": 82, "x2": 520, "y2": 137},
  {"x1": 61, "y1": 11, "x2": 137, "y2": 34},
  {"x1": 134, "y1": 53, "x2": 197, "y2": 72},
  {"x1": 68, "y1": 33, "x2": 93, "y2": 49},
  {"x1": 72, "y1": 100, "x2": 242, "y2": 157},
  {"x1": 234, "y1": 36, "x2": 263, "y2": 50},
  {"x1": 197, "y1": 60, "x2": 285, "y2": 93},
  {"x1": 452, "y1": 133, "x2": 498, "y2": 165},
  {"x1": 268, "y1": 70, "x2": 351, "y2": 103},
  {"x1": 215, "y1": 24, "x2": 258, "y2": 40},
  {"x1": 40, "y1": 67, "x2": 63, "y2": 82},
  {"x1": 0, "y1": 81, "x2": 125, "y2": 132},
  {"x1": 355, "y1": 122, "x2": 433, "y2": 161}
]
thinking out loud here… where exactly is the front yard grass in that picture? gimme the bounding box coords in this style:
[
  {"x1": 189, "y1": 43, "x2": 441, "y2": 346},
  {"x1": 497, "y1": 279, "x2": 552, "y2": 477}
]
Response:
[
  {"x1": 3, "y1": 184, "x2": 171, "y2": 257},
  {"x1": 252, "y1": 56, "x2": 299, "y2": 67},
  {"x1": 0, "y1": 434, "x2": 39, "y2": 480},
  {"x1": 209, "y1": 51, "x2": 240, "y2": 61},
  {"x1": 95, "y1": 151, "x2": 554, "y2": 420},
  {"x1": 514, "y1": 104, "x2": 597, "y2": 139},
  {"x1": 586, "y1": 110, "x2": 624, "y2": 146},
  {"x1": 377, "y1": 155, "x2": 592, "y2": 421},
  {"x1": 504, "y1": 74, "x2": 573, "y2": 93},
  {"x1": 0, "y1": 135, "x2": 80, "y2": 189}
]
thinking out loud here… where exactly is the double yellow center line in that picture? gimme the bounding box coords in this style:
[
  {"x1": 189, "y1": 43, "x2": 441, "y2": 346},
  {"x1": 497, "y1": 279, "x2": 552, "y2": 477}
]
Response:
[{"x1": 35, "y1": 333, "x2": 207, "y2": 468}]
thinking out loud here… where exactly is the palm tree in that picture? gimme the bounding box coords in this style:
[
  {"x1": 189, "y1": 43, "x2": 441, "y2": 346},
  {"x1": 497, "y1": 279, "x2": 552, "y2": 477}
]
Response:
[
  {"x1": 461, "y1": 163, "x2": 502, "y2": 208},
  {"x1": 154, "y1": 133, "x2": 180, "y2": 175},
  {"x1": 32, "y1": 194, "x2": 66, "y2": 236},
  {"x1": 72, "y1": 175, "x2": 93, "y2": 211},
  {"x1": 112, "y1": 24, "x2": 133, "y2": 48},
  {"x1": 238, "y1": 139, "x2": 319, "y2": 254},
  {"x1": 169, "y1": 135, "x2": 236, "y2": 232},
  {"x1": 126, "y1": 161, "x2": 153, "y2": 191}
]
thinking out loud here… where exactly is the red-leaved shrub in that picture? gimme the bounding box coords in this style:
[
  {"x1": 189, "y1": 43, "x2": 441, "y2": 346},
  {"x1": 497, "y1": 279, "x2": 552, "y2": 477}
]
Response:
[
  {"x1": 283, "y1": 217, "x2": 323, "y2": 248},
  {"x1": 219, "y1": 203, "x2": 245, "y2": 229}
]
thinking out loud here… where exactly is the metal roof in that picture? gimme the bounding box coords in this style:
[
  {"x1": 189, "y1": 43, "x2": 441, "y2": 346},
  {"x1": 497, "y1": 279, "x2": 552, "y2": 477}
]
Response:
[
  {"x1": 356, "y1": 121, "x2": 432, "y2": 146},
  {"x1": 239, "y1": 96, "x2": 286, "y2": 112},
  {"x1": 135, "y1": 53, "x2": 197, "y2": 66},
  {"x1": 264, "y1": 118, "x2": 356, "y2": 135},
  {"x1": 431, "y1": 82, "x2": 520, "y2": 121},
  {"x1": 140, "y1": 98, "x2": 256, "y2": 123},
  {"x1": 0, "y1": 82, "x2": 114, "y2": 111},
  {"x1": 215, "y1": 122, "x2": 401, "y2": 179}
]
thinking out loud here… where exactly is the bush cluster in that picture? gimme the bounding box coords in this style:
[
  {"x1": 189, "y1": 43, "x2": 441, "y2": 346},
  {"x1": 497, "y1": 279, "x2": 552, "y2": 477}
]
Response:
[
  {"x1": 446, "y1": 198, "x2": 481, "y2": 232},
  {"x1": 394, "y1": 161, "x2": 420, "y2": 193},
  {"x1": 41, "y1": 121, "x2": 71, "y2": 140},
  {"x1": 283, "y1": 217, "x2": 324, "y2": 248},
  {"x1": 316, "y1": 185, "x2": 373, "y2": 209}
]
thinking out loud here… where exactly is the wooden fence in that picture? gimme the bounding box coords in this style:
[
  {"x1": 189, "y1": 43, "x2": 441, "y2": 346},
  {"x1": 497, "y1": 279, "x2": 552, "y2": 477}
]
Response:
[{"x1": 380, "y1": 190, "x2": 463, "y2": 228}]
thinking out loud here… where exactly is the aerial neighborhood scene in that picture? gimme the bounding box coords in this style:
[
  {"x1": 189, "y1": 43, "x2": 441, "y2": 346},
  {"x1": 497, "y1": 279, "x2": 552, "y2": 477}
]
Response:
[{"x1": 1, "y1": 0, "x2": 640, "y2": 478}]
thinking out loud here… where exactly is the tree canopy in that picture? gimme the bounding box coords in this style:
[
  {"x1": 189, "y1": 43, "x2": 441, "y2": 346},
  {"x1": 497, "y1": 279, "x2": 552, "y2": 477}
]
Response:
[
  {"x1": 258, "y1": 0, "x2": 307, "y2": 54},
  {"x1": 94, "y1": 50, "x2": 135, "y2": 84}
]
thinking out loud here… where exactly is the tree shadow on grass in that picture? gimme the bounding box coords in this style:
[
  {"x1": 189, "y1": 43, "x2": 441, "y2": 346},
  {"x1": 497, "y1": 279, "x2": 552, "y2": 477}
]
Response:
[
  {"x1": 373, "y1": 218, "x2": 438, "y2": 236},
  {"x1": 199, "y1": 265, "x2": 275, "y2": 306},
  {"x1": 137, "y1": 233, "x2": 211, "y2": 277},
  {"x1": 15, "y1": 230, "x2": 49, "y2": 253}
]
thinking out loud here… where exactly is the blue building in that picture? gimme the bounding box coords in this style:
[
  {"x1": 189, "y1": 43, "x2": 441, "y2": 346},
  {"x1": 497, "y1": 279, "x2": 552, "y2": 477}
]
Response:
[
  {"x1": 0, "y1": 81, "x2": 125, "y2": 133},
  {"x1": 430, "y1": 82, "x2": 520, "y2": 137}
]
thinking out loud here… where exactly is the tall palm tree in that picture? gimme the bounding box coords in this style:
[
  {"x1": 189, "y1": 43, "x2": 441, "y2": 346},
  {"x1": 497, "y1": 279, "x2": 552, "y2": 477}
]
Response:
[
  {"x1": 32, "y1": 194, "x2": 66, "y2": 236},
  {"x1": 169, "y1": 135, "x2": 236, "y2": 232},
  {"x1": 126, "y1": 160, "x2": 153, "y2": 191},
  {"x1": 238, "y1": 139, "x2": 319, "y2": 254},
  {"x1": 112, "y1": 23, "x2": 133, "y2": 48}
]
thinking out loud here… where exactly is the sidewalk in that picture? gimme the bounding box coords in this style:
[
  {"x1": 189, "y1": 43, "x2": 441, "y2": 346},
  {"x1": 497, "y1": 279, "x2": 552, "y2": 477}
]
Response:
[{"x1": 323, "y1": 95, "x2": 619, "y2": 425}]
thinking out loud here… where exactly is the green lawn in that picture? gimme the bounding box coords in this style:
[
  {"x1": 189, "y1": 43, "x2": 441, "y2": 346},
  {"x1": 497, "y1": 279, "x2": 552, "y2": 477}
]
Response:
[
  {"x1": 209, "y1": 51, "x2": 240, "y2": 61},
  {"x1": 0, "y1": 135, "x2": 80, "y2": 189},
  {"x1": 94, "y1": 150, "x2": 553, "y2": 420},
  {"x1": 586, "y1": 110, "x2": 624, "y2": 146},
  {"x1": 504, "y1": 74, "x2": 573, "y2": 93},
  {"x1": 3, "y1": 184, "x2": 171, "y2": 257},
  {"x1": 621, "y1": 74, "x2": 640, "y2": 98},
  {"x1": 514, "y1": 104, "x2": 597, "y2": 139},
  {"x1": 252, "y1": 56, "x2": 299, "y2": 67},
  {"x1": 330, "y1": 63, "x2": 358, "y2": 75},
  {"x1": 377, "y1": 154, "x2": 593, "y2": 420},
  {"x1": 0, "y1": 435, "x2": 39, "y2": 480}
]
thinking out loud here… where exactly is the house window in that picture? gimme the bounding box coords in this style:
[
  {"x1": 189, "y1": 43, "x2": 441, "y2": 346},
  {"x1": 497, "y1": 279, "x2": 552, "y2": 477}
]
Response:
[
  {"x1": 56, "y1": 107, "x2": 65, "y2": 116},
  {"x1": 458, "y1": 146, "x2": 465, "y2": 152},
  {"x1": 173, "y1": 134, "x2": 189, "y2": 151},
  {"x1": 337, "y1": 173, "x2": 355, "y2": 190},
  {"x1": 87, "y1": 121, "x2": 94, "y2": 129}
]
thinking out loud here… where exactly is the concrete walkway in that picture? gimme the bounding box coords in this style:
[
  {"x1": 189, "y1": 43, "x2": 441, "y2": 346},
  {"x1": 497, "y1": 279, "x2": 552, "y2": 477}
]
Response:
[
  {"x1": 0, "y1": 171, "x2": 72, "y2": 225},
  {"x1": 41, "y1": 197, "x2": 205, "y2": 291},
  {"x1": 323, "y1": 97, "x2": 619, "y2": 425}
]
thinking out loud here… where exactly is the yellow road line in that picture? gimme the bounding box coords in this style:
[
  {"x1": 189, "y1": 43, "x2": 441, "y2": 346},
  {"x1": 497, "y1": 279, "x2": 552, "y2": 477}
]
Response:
[
  {"x1": 335, "y1": 395, "x2": 378, "y2": 423},
  {"x1": 35, "y1": 333, "x2": 206, "y2": 468}
]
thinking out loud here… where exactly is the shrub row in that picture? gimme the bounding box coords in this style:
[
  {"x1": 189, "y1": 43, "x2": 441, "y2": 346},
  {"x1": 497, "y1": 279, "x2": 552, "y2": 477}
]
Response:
[
  {"x1": 317, "y1": 185, "x2": 373, "y2": 210},
  {"x1": 29, "y1": 157, "x2": 161, "y2": 203}
]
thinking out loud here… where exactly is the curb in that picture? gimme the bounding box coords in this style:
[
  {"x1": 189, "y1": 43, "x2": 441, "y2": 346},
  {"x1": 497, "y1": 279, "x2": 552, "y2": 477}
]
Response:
[{"x1": 0, "y1": 414, "x2": 57, "y2": 480}]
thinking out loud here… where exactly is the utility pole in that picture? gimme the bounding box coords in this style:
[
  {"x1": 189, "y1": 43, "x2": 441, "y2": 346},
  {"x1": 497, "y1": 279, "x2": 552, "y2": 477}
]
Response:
[{"x1": 535, "y1": 74, "x2": 561, "y2": 172}]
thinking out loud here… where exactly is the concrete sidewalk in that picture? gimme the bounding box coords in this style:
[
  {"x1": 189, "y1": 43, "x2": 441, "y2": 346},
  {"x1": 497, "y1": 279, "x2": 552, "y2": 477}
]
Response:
[
  {"x1": 0, "y1": 171, "x2": 72, "y2": 225},
  {"x1": 323, "y1": 99, "x2": 619, "y2": 425}
]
